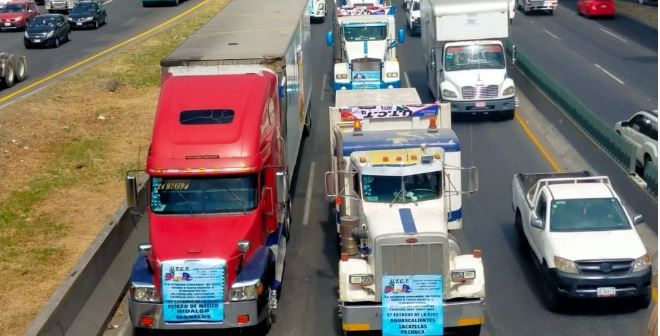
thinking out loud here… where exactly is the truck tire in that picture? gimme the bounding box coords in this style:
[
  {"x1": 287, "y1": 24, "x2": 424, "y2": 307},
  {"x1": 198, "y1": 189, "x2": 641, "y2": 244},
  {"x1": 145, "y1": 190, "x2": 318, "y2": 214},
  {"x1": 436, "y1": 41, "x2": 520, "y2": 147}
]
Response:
[
  {"x1": 542, "y1": 265, "x2": 563, "y2": 311},
  {"x1": 303, "y1": 105, "x2": 312, "y2": 137},
  {"x1": 458, "y1": 325, "x2": 482, "y2": 336},
  {"x1": 515, "y1": 211, "x2": 523, "y2": 238},
  {"x1": 14, "y1": 57, "x2": 26, "y2": 82},
  {"x1": 3, "y1": 63, "x2": 15, "y2": 88}
]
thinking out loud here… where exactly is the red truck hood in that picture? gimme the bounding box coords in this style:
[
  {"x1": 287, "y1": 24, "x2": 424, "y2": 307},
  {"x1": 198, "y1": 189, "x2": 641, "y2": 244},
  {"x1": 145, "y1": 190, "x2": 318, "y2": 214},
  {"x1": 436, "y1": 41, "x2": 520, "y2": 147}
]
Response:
[{"x1": 148, "y1": 211, "x2": 264, "y2": 294}]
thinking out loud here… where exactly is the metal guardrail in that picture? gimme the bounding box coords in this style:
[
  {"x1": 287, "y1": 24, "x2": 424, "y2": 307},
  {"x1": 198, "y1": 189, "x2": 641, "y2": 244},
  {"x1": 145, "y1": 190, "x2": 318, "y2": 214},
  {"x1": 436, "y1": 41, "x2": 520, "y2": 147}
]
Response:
[
  {"x1": 644, "y1": 161, "x2": 658, "y2": 197},
  {"x1": 25, "y1": 177, "x2": 147, "y2": 336},
  {"x1": 507, "y1": 43, "x2": 638, "y2": 175}
]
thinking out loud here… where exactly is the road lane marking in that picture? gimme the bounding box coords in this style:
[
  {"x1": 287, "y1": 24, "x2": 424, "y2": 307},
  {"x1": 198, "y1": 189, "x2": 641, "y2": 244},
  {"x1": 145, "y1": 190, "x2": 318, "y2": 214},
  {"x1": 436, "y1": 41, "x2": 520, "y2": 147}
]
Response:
[
  {"x1": 403, "y1": 71, "x2": 411, "y2": 88},
  {"x1": 0, "y1": 0, "x2": 211, "y2": 104},
  {"x1": 594, "y1": 63, "x2": 625, "y2": 85},
  {"x1": 320, "y1": 73, "x2": 327, "y2": 102},
  {"x1": 514, "y1": 113, "x2": 562, "y2": 172},
  {"x1": 543, "y1": 29, "x2": 561, "y2": 41},
  {"x1": 599, "y1": 28, "x2": 627, "y2": 43},
  {"x1": 302, "y1": 161, "x2": 316, "y2": 226}
]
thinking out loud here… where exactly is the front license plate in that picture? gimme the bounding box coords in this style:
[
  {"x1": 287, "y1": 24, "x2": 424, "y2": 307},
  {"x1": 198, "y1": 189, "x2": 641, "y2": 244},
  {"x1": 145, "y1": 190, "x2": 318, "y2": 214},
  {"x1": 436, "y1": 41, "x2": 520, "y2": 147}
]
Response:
[
  {"x1": 475, "y1": 101, "x2": 486, "y2": 108},
  {"x1": 597, "y1": 287, "x2": 616, "y2": 297},
  {"x1": 76, "y1": 22, "x2": 83, "y2": 26},
  {"x1": 33, "y1": 39, "x2": 41, "y2": 43}
]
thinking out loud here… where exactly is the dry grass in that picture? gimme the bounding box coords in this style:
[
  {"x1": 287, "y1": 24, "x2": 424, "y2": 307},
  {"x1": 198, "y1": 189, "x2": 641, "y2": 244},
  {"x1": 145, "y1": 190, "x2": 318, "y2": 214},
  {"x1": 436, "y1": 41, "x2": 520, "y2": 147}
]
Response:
[
  {"x1": 616, "y1": 0, "x2": 658, "y2": 28},
  {"x1": 0, "y1": 0, "x2": 229, "y2": 334}
]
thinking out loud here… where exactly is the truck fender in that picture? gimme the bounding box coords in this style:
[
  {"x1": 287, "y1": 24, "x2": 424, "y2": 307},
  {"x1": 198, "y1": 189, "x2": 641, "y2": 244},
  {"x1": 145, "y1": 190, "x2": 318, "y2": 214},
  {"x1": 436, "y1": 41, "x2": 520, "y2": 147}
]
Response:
[
  {"x1": 449, "y1": 255, "x2": 485, "y2": 299},
  {"x1": 236, "y1": 246, "x2": 276, "y2": 290}
]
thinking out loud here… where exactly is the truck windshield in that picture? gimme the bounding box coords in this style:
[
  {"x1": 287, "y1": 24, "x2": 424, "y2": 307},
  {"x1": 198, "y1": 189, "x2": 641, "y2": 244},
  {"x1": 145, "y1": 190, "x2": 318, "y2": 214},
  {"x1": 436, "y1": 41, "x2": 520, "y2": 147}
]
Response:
[
  {"x1": 444, "y1": 44, "x2": 505, "y2": 71},
  {"x1": 344, "y1": 24, "x2": 387, "y2": 42},
  {"x1": 150, "y1": 175, "x2": 257, "y2": 215},
  {"x1": 362, "y1": 171, "x2": 442, "y2": 203},
  {"x1": 549, "y1": 198, "x2": 631, "y2": 232},
  {"x1": 0, "y1": 4, "x2": 25, "y2": 12}
]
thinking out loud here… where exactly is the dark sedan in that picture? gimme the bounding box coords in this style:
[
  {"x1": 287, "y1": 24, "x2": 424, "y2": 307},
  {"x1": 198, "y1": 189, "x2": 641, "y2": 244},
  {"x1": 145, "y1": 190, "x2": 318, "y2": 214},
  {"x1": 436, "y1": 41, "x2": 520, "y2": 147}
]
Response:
[
  {"x1": 24, "y1": 14, "x2": 70, "y2": 48},
  {"x1": 66, "y1": 0, "x2": 106, "y2": 29}
]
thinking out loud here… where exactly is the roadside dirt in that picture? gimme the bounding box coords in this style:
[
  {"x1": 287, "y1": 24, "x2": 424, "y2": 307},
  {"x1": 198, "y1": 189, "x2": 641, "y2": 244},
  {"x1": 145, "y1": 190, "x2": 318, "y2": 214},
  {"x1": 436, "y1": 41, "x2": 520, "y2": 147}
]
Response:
[
  {"x1": 0, "y1": 0, "x2": 229, "y2": 334},
  {"x1": 616, "y1": 0, "x2": 658, "y2": 28}
]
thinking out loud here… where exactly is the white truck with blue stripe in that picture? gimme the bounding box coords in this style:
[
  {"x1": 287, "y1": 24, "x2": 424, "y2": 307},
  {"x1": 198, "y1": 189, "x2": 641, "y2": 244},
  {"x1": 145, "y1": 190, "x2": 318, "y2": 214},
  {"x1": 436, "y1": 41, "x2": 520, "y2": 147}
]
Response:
[
  {"x1": 325, "y1": 88, "x2": 486, "y2": 335},
  {"x1": 326, "y1": 3, "x2": 404, "y2": 90}
]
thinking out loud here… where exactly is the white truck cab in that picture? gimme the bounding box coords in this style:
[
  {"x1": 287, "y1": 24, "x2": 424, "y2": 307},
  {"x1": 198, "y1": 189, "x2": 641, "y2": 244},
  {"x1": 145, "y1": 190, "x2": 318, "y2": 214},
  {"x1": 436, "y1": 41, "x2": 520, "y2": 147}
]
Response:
[
  {"x1": 512, "y1": 172, "x2": 651, "y2": 310},
  {"x1": 309, "y1": 0, "x2": 326, "y2": 22}
]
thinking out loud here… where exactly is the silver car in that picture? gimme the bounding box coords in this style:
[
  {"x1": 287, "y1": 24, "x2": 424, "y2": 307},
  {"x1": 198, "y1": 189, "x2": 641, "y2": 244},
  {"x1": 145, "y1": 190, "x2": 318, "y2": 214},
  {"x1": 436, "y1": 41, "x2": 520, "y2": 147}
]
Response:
[{"x1": 615, "y1": 110, "x2": 658, "y2": 175}]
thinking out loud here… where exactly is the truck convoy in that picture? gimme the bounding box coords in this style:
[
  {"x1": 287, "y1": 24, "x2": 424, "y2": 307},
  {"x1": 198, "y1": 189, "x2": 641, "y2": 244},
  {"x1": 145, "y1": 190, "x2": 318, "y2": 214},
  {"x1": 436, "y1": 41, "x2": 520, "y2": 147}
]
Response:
[
  {"x1": 309, "y1": 0, "x2": 326, "y2": 22},
  {"x1": 326, "y1": 1, "x2": 405, "y2": 90},
  {"x1": 124, "y1": 0, "x2": 311, "y2": 333},
  {"x1": 0, "y1": 52, "x2": 26, "y2": 87},
  {"x1": 326, "y1": 88, "x2": 485, "y2": 335},
  {"x1": 512, "y1": 172, "x2": 652, "y2": 311},
  {"x1": 421, "y1": 0, "x2": 517, "y2": 120}
]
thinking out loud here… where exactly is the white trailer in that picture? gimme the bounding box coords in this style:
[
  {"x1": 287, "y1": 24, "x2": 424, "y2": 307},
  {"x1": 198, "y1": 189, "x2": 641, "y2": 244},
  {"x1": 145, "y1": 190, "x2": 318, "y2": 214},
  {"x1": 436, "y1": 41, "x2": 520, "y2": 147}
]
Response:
[
  {"x1": 421, "y1": 0, "x2": 517, "y2": 120},
  {"x1": 325, "y1": 88, "x2": 485, "y2": 335}
]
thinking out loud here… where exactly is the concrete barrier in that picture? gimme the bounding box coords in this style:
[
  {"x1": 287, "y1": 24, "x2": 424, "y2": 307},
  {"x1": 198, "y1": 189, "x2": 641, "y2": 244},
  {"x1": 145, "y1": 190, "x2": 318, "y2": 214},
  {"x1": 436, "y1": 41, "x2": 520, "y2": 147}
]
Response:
[{"x1": 25, "y1": 177, "x2": 148, "y2": 336}]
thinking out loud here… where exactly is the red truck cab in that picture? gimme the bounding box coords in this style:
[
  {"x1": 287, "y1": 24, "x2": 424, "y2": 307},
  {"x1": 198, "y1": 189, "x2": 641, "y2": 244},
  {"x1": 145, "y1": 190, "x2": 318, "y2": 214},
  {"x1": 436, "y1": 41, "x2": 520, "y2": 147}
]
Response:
[{"x1": 126, "y1": 72, "x2": 290, "y2": 334}]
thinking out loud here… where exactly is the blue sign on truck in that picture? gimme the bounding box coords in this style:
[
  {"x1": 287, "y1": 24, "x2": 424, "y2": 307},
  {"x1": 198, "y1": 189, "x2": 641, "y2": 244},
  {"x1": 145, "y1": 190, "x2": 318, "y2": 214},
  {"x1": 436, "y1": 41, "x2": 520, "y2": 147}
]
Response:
[{"x1": 382, "y1": 275, "x2": 444, "y2": 336}]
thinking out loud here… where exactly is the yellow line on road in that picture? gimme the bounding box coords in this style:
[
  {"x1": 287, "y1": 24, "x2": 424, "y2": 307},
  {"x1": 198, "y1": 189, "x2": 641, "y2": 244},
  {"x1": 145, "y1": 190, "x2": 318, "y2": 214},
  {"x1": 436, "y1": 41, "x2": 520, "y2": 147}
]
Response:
[
  {"x1": 0, "y1": 0, "x2": 209, "y2": 104},
  {"x1": 514, "y1": 112, "x2": 563, "y2": 172}
]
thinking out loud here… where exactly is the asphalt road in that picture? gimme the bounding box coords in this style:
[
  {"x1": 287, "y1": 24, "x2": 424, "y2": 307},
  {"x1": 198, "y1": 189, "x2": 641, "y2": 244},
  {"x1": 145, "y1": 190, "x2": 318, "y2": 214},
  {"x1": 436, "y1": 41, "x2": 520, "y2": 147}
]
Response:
[
  {"x1": 0, "y1": 0, "x2": 202, "y2": 97},
  {"x1": 510, "y1": 0, "x2": 658, "y2": 125},
  {"x1": 107, "y1": 1, "x2": 655, "y2": 335}
]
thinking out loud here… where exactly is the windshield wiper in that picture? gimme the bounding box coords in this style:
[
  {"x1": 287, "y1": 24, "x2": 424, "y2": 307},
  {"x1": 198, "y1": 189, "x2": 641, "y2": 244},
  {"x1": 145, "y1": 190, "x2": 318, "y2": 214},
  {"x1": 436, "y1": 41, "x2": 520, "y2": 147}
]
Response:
[
  {"x1": 389, "y1": 188, "x2": 404, "y2": 208},
  {"x1": 222, "y1": 186, "x2": 247, "y2": 214},
  {"x1": 174, "y1": 190, "x2": 194, "y2": 215}
]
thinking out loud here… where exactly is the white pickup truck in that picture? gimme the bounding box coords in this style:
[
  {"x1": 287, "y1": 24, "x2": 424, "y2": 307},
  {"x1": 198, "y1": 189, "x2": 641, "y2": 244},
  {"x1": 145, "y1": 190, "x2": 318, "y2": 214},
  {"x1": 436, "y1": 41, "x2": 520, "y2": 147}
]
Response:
[{"x1": 512, "y1": 172, "x2": 651, "y2": 310}]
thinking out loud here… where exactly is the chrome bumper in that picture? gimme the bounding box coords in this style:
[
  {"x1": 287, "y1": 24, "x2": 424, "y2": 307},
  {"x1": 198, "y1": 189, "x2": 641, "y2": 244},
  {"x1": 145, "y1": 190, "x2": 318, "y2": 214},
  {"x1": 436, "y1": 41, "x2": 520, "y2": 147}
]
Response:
[{"x1": 339, "y1": 298, "x2": 485, "y2": 331}]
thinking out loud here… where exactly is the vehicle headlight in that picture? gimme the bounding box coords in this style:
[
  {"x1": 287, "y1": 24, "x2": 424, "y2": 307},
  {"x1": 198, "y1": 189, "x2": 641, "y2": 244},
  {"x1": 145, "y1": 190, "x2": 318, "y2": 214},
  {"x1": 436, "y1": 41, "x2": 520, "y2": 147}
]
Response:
[
  {"x1": 24, "y1": 31, "x2": 28, "y2": 38},
  {"x1": 632, "y1": 254, "x2": 651, "y2": 272},
  {"x1": 130, "y1": 285, "x2": 160, "y2": 303},
  {"x1": 230, "y1": 281, "x2": 262, "y2": 301},
  {"x1": 349, "y1": 273, "x2": 374, "y2": 286},
  {"x1": 46, "y1": 30, "x2": 54, "y2": 38},
  {"x1": 385, "y1": 72, "x2": 398, "y2": 78},
  {"x1": 450, "y1": 269, "x2": 476, "y2": 282},
  {"x1": 503, "y1": 86, "x2": 515, "y2": 96},
  {"x1": 87, "y1": 16, "x2": 94, "y2": 21},
  {"x1": 335, "y1": 73, "x2": 348, "y2": 80},
  {"x1": 554, "y1": 256, "x2": 578, "y2": 274},
  {"x1": 442, "y1": 89, "x2": 457, "y2": 98}
]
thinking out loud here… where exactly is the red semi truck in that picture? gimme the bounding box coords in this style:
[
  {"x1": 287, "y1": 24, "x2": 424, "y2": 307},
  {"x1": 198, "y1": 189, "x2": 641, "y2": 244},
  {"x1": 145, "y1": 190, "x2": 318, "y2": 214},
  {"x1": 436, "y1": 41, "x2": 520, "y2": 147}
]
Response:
[{"x1": 123, "y1": 0, "x2": 311, "y2": 333}]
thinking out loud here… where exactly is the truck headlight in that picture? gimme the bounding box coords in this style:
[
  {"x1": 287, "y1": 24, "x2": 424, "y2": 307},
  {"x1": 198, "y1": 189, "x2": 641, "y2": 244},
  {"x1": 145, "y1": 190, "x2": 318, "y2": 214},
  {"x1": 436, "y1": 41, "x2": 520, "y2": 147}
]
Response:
[
  {"x1": 442, "y1": 89, "x2": 457, "y2": 98},
  {"x1": 554, "y1": 256, "x2": 578, "y2": 274},
  {"x1": 86, "y1": 16, "x2": 94, "y2": 21},
  {"x1": 130, "y1": 285, "x2": 160, "y2": 303},
  {"x1": 230, "y1": 281, "x2": 263, "y2": 301},
  {"x1": 632, "y1": 254, "x2": 651, "y2": 272},
  {"x1": 335, "y1": 73, "x2": 348, "y2": 80},
  {"x1": 24, "y1": 31, "x2": 28, "y2": 38},
  {"x1": 46, "y1": 30, "x2": 54, "y2": 38},
  {"x1": 450, "y1": 269, "x2": 476, "y2": 282},
  {"x1": 349, "y1": 274, "x2": 374, "y2": 286},
  {"x1": 385, "y1": 72, "x2": 398, "y2": 78},
  {"x1": 503, "y1": 86, "x2": 515, "y2": 96}
]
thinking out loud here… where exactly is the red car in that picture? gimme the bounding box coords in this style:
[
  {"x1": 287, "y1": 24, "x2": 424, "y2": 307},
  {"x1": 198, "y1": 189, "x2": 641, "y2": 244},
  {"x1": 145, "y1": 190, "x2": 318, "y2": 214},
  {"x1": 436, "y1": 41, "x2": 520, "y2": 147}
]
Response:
[
  {"x1": 0, "y1": 0, "x2": 39, "y2": 31},
  {"x1": 578, "y1": 0, "x2": 616, "y2": 17}
]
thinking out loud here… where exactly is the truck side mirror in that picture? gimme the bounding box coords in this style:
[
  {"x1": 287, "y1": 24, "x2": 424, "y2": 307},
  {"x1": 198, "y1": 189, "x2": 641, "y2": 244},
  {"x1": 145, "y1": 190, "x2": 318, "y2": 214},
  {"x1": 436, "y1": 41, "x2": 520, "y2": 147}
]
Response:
[
  {"x1": 326, "y1": 31, "x2": 333, "y2": 47},
  {"x1": 511, "y1": 45, "x2": 517, "y2": 66},
  {"x1": 531, "y1": 216, "x2": 544, "y2": 229},
  {"x1": 324, "y1": 171, "x2": 337, "y2": 200},
  {"x1": 125, "y1": 173, "x2": 139, "y2": 209},
  {"x1": 633, "y1": 214, "x2": 645, "y2": 225},
  {"x1": 275, "y1": 171, "x2": 288, "y2": 204},
  {"x1": 466, "y1": 167, "x2": 478, "y2": 194},
  {"x1": 237, "y1": 240, "x2": 250, "y2": 253},
  {"x1": 397, "y1": 28, "x2": 405, "y2": 44}
]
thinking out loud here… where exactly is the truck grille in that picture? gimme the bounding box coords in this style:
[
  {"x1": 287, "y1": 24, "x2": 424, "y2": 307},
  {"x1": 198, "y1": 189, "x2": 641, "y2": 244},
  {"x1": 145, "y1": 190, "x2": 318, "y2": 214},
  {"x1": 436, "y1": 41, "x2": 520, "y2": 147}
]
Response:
[
  {"x1": 352, "y1": 58, "x2": 380, "y2": 72},
  {"x1": 351, "y1": 57, "x2": 381, "y2": 89},
  {"x1": 462, "y1": 85, "x2": 498, "y2": 99},
  {"x1": 576, "y1": 259, "x2": 633, "y2": 276}
]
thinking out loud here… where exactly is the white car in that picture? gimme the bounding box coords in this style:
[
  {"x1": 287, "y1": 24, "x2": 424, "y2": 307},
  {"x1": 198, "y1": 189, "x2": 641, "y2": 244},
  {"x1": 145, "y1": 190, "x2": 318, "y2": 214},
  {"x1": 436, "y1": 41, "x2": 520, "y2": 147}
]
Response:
[
  {"x1": 615, "y1": 110, "x2": 658, "y2": 175},
  {"x1": 405, "y1": 0, "x2": 420, "y2": 35}
]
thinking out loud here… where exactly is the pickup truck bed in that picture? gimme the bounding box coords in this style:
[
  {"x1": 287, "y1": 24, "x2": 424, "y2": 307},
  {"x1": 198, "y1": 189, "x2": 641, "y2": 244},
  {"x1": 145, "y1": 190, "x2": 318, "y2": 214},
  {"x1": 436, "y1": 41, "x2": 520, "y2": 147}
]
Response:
[{"x1": 515, "y1": 171, "x2": 590, "y2": 197}]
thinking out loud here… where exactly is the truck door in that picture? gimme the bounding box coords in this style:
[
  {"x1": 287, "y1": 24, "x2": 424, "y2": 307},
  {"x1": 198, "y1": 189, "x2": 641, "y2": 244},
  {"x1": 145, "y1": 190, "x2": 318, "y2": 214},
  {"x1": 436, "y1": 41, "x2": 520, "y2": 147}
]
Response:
[{"x1": 528, "y1": 192, "x2": 547, "y2": 262}]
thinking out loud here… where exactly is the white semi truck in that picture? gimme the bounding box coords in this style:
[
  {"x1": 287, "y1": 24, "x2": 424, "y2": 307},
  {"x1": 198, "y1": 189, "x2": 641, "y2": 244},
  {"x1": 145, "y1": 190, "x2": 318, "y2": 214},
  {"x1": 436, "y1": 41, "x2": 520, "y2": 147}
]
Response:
[
  {"x1": 421, "y1": 0, "x2": 517, "y2": 120},
  {"x1": 326, "y1": 88, "x2": 485, "y2": 335},
  {"x1": 326, "y1": 4, "x2": 405, "y2": 90}
]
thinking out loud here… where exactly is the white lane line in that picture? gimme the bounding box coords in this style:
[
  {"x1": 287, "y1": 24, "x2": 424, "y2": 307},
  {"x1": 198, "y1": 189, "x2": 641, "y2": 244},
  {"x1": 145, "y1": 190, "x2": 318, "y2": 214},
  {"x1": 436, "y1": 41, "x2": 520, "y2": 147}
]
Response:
[
  {"x1": 320, "y1": 73, "x2": 328, "y2": 102},
  {"x1": 403, "y1": 71, "x2": 411, "y2": 88},
  {"x1": 302, "y1": 161, "x2": 316, "y2": 226},
  {"x1": 600, "y1": 28, "x2": 627, "y2": 43},
  {"x1": 543, "y1": 29, "x2": 561, "y2": 41},
  {"x1": 594, "y1": 63, "x2": 625, "y2": 85}
]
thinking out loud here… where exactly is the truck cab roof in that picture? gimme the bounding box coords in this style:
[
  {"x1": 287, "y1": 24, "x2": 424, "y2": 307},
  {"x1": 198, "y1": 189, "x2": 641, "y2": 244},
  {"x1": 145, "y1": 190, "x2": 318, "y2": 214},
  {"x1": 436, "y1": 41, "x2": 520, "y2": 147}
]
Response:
[{"x1": 546, "y1": 182, "x2": 615, "y2": 201}]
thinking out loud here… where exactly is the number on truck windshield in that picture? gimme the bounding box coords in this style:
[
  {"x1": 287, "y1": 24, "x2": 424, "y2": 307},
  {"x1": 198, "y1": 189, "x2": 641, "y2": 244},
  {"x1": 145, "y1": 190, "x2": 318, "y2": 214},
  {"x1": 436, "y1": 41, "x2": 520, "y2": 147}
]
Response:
[
  {"x1": 362, "y1": 172, "x2": 442, "y2": 203},
  {"x1": 343, "y1": 25, "x2": 387, "y2": 42},
  {"x1": 444, "y1": 44, "x2": 505, "y2": 71},
  {"x1": 150, "y1": 176, "x2": 257, "y2": 214},
  {"x1": 550, "y1": 198, "x2": 631, "y2": 232}
]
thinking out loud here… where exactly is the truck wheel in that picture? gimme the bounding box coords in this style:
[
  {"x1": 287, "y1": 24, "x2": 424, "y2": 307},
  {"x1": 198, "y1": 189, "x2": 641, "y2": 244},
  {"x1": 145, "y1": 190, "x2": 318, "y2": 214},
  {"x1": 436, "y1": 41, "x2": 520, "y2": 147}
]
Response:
[
  {"x1": 303, "y1": 106, "x2": 312, "y2": 137},
  {"x1": 14, "y1": 57, "x2": 26, "y2": 82},
  {"x1": 3, "y1": 64, "x2": 15, "y2": 88},
  {"x1": 253, "y1": 305, "x2": 272, "y2": 335},
  {"x1": 542, "y1": 265, "x2": 563, "y2": 311},
  {"x1": 515, "y1": 211, "x2": 523, "y2": 238},
  {"x1": 458, "y1": 325, "x2": 482, "y2": 336}
]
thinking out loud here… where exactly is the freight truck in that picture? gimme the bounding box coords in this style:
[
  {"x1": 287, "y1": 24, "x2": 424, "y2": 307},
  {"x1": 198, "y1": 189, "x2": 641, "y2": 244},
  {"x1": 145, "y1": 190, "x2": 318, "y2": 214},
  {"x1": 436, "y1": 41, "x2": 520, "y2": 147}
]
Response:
[
  {"x1": 421, "y1": 0, "x2": 517, "y2": 120},
  {"x1": 325, "y1": 88, "x2": 486, "y2": 335},
  {"x1": 326, "y1": 2, "x2": 405, "y2": 90},
  {"x1": 124, "y1": 0, "x2": 311, "y2": 334}
]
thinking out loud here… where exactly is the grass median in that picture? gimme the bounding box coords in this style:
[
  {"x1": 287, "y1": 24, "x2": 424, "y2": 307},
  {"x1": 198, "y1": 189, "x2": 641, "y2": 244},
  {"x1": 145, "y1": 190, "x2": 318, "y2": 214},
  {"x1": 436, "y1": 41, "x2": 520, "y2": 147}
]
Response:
[{"x1": 0, "y1": 0, "x2": 229, "y2": 333}]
